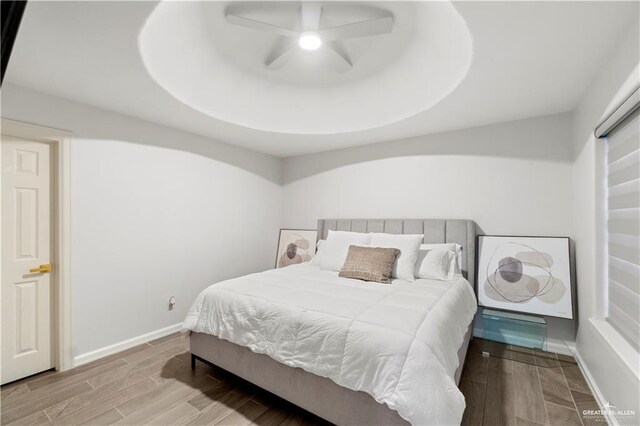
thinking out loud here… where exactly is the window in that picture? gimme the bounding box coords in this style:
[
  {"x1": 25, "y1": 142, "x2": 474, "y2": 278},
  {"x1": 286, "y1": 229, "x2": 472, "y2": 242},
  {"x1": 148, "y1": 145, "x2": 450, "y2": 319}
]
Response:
[{"x1": 605, "y1": 110, "x2": 640, "y2": 350}]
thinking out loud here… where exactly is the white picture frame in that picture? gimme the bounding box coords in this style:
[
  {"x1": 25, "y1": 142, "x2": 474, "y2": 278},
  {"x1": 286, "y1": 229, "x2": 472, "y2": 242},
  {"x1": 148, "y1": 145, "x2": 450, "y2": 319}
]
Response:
[
  {"x1": 477, "y1": 235, "x2": 573, "y2": 319},
  {"x1": 275, "y1": 229, "x2": 317, "y2": 268}
]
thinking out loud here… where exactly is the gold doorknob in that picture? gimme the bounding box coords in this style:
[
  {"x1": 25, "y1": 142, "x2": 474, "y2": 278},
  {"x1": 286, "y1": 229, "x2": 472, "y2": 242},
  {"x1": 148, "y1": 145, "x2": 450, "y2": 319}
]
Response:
[{"x1": 29, "y1": 263, "x2": 52, "y2": 273}]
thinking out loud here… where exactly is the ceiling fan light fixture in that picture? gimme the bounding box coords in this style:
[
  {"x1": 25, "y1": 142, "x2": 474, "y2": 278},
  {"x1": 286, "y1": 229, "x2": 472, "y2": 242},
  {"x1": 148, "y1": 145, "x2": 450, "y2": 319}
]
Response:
[{"x1": 298, "y1": 32, "x2": 322, "y2": 50}]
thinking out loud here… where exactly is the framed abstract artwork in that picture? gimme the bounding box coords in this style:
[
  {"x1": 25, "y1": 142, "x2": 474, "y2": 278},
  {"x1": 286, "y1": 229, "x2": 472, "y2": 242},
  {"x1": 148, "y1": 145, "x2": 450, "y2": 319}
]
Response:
[
  {"x1": 477, "y1": 236, "x2": 573, "y2": 319},
  {"x1": 275, "y1": 229, "x2": 317, "y2": 268}
]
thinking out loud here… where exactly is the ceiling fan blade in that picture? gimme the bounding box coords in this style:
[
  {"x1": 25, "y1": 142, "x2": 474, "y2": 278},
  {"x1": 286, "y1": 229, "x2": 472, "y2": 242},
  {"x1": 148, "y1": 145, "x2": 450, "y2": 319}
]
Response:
[
  {"x1": 265, "y1": 39, "x2": 297, "y2": 70},
  {"x1": 320, "y1": 16, "x2": 394, "y2": 42},
  {"x1": 226, "y1": 14, "x2": 298, "y2": 38},
  {"x1": 325, "y1": 42, "x2": 352, "y2": 73},
  {"x1": 300, "y1": 2, "x2": 322, "y2": 31}
]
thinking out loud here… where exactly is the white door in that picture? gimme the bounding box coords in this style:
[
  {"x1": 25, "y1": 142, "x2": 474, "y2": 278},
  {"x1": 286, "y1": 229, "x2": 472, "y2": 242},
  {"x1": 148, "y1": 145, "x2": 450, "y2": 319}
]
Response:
[{"x1": 1, "y1": 136, "x2": 54, "y2": 384}]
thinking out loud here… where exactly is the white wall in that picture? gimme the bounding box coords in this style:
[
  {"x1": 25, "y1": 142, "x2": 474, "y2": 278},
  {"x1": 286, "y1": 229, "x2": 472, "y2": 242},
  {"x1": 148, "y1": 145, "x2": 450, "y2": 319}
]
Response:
[
  {"x1": 282, "y1": 113, "x2": 577, "y2": 352},
  {"x1": 1, "y1": 84, "x2": 282, "y2": 360},
  {"x1": 571, "y1": 19, "x2": 639, "y2": 424}
]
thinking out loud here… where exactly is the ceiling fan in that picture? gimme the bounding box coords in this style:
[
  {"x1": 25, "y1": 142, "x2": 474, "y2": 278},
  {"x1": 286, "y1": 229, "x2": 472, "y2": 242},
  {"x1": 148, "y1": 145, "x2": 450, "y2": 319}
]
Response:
[{"x1": 225, "y1": 2, "x2": 394, "y2": 72}]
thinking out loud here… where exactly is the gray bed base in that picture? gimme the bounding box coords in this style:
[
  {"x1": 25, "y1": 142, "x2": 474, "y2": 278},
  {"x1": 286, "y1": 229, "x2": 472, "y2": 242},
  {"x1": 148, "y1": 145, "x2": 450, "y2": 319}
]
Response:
[
  {"x1": 190, "y1": 218, "x2": 480, "y2": 425},
  {"x1": 191, "y1": 326, "x2": 472, "y2": 425}
]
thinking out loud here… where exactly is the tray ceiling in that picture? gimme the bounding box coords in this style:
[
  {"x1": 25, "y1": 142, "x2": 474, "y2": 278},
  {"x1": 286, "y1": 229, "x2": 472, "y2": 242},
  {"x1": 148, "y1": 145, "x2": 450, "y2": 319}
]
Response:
[{"x1": 5, "y1": 1, "x2": 638, "y2": 156}]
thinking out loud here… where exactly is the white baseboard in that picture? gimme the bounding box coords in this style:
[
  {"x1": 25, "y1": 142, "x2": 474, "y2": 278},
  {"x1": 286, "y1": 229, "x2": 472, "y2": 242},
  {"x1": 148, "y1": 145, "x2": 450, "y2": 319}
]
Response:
[
  {"x1": 74, "y1": 323, "x2": 184, "y2": 367},
  {"x1": 574, "y1": 349, "x2": 618, "y2": 426}
]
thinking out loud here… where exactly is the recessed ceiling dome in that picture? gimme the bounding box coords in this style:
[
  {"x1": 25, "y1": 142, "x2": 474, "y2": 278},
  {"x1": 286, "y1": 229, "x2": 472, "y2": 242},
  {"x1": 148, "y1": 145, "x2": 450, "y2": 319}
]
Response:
[{"x1": 139, "y1": 1, "x2": 473, "y2": 135}]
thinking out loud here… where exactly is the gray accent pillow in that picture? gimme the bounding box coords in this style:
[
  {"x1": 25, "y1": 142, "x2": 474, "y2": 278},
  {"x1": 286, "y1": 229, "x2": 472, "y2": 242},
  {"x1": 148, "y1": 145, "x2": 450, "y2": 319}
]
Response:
[{"x1": 339, "y1": 245, "x2": 401, "y2": 284}]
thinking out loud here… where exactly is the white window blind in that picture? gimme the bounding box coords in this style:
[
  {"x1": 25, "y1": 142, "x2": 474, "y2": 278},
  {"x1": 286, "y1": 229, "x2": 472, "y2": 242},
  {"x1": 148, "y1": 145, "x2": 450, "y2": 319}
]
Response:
[{"x1": 606, "y1": 111, "x2": 640, "y2": 350}]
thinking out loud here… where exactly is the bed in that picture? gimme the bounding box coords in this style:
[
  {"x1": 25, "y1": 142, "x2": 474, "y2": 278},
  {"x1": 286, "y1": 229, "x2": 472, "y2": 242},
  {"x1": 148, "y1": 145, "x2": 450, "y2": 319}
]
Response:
[{"x1": 185, "y1": 219, "x2": 480, "y2": 425}]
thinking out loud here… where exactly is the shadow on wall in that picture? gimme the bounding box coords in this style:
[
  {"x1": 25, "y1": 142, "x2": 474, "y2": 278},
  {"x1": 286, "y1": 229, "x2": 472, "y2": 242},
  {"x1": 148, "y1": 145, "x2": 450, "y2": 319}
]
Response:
[
  {"x1": 3, "y1": 88, "x2": 572, "y2": 188},
  {"x1": 0, "y1": 1, "x2": 278, "y2": 185},
  {"x1": 282, "y1": 112, "x2": 574, "y2": 184},
  {"x1": 0, "y1": 84, "x2": 282, "y2": 185}
]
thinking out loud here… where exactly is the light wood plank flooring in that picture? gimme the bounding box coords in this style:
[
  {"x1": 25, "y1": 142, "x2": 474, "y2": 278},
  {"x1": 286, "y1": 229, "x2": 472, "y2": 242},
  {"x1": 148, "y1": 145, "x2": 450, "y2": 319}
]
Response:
[
  {"x1": 1, "y1": 334, "x2": 602, "y2": 425},
  {"x1": 460, "y1": 338, "x2": 605, "y2": 426}
]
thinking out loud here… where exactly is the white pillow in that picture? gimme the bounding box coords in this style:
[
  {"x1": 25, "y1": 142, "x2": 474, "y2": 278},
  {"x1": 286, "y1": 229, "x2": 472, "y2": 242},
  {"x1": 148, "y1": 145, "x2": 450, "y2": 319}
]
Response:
[
  {"x1": 414, "y1": 248, "x2": 456, "y2": 280},
  {"x1": 369, "y1": 233, "x2": 423, "y2": 281},
  {"x1": 320, "y1": 230, "x2": 371, "y2": 271},
  {"x1": 310, "y1": 240, "x2": 325, "y2": 266},
  {"x1": 420, "y1": 243, "x2": 463, "y2": 276}
]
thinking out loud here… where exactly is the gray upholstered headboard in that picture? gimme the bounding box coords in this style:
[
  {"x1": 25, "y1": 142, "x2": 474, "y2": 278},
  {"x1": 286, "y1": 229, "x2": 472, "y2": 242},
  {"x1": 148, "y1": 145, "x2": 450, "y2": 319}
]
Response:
[{"x1": 317, "y1": 219, "x2": 481, "y2": 286}]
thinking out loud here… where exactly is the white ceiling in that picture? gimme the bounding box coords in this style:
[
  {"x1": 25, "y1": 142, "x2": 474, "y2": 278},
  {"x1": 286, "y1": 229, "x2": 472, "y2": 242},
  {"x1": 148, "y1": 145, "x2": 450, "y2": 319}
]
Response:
[
  {"x1": 5, "y1": 1, "x2": 638, "y2": 157},
  {"x1": 139, "y1": 2, "x2": 472, "y2": 134}
]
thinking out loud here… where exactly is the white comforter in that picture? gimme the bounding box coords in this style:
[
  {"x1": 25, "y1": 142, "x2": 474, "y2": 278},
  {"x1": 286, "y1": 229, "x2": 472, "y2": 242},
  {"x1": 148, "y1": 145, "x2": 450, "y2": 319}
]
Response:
[{"x1": 184, "y1": 264, "x2": 477, "y2": 425}]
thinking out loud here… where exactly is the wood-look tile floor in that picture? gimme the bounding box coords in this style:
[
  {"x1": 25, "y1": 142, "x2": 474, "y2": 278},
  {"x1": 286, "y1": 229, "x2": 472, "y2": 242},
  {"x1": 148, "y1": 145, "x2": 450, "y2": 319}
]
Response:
[
  {"x1": 460, "y1": 338, "x2": 605, "y2": 426},
  {"x1": 0, "y1": 333, "x2": 330, "y2": 426},
  {"x1": 1, "y1": 334, "x2": 603, "y2": 426}
]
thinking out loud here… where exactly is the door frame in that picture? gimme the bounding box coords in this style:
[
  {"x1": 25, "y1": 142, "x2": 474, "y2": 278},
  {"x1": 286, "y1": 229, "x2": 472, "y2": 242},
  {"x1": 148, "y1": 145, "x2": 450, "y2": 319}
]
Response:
[{"x1": 1, "y1": 118, "x2": 73, "y2": 372}]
